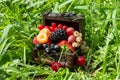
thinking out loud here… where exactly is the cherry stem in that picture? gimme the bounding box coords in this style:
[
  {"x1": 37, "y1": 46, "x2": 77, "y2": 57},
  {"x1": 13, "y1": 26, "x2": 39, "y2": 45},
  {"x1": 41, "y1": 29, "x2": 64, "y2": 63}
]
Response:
[{"x1": 58, "y1": 49, "x2": 64, "y2": 63}]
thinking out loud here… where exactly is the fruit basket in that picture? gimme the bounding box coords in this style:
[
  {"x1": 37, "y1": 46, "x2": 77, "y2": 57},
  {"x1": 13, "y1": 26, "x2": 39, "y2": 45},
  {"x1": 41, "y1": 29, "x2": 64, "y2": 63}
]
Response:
[{"x1": 32, "y1": 12, "x2": 88, "y2": 72}]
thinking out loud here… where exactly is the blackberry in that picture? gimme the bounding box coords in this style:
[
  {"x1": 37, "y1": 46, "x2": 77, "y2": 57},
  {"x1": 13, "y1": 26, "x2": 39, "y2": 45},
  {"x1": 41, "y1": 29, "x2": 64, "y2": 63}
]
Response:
[{"x1": 50, "y1": 28, "x2": 67, "y2": 43}]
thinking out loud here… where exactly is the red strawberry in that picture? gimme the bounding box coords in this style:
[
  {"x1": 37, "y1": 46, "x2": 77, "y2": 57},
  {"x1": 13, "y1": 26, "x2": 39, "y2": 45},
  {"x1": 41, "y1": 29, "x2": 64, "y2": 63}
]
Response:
[
  {"x1": 62, "y1": 25, "x2": 68, "y2": 30},
  {"x1": 33, "y1": 37, "x2": 39, "y2": 45},
  {"x1": 76, "y1": 56, "x2": 86, "y2": 66},
  {"x1": 50, "y1": 26, "x2": 55, "y2": 32},
  {"x1": 57, "y1": 24, "x2": 62, "y2": 28},
  {"x1": 58, "y1": 40, "x2": 67, "y2": 46},
  {"x1": 51, "y1": 22, "x2": 57, "y2": 27},
  {"x1": 38, "y1": 25, "x2": 44, "y2": 30},
  {"x1": 66, "y1": 43, "x2": 75, "y2": 52},
  {"x1": 51, "y1": 62, "x2": 62, "y2": 72}
]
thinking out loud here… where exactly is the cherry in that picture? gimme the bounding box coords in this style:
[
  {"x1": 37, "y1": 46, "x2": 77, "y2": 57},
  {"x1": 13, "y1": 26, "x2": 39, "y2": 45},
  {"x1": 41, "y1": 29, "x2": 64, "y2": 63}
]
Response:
[
  {"x1": 76, "y1": 56, "x2": 86, "y2": 66},
  {"x1": 38, "y1": 25, "x2": 44, "y2": 30},
  {"x1": 62, "y1": 25, "x2": 68, "y2": 30},
  {"x1": 51, "y1": 22, "x2": 57, "y2": 27},
  {"x1": 57, "y1": 24, "x2": 63, "y2": 28},
  {"x1": 66, "y1": 27, "x2": 74, "y2": 36},
  {"x1": 51, "y1": 62, "x2": 62, "y2": 72},
  {"x1": 55, "y1": 27, "x2": 59, "y2": 31},
  {"x1": 50, "y1": 26, "x2": 55, "y2": 32}
]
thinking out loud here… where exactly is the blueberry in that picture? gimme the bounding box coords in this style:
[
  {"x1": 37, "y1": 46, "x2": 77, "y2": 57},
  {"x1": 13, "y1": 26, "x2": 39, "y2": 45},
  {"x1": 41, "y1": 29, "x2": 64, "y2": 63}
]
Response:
[
  {"x1": 35, "y1": 44, "x2": 43, "y2": 50},
  {"x1": 54, "y1": 45, "x2": 60, "y2": 52}
]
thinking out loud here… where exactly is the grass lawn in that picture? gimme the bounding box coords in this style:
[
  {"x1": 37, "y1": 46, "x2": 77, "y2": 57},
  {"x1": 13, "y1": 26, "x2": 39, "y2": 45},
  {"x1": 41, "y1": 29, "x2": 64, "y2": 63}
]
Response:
[{"x1": 0, "y1": 0, "x2": 120, "y2": 80}]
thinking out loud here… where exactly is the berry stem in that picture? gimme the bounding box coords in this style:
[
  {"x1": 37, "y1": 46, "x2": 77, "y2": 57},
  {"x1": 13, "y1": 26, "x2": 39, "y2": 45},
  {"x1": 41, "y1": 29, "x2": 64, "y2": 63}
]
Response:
[{"x1": 58, "y1": 49, "x2": 64, "y2": 63}]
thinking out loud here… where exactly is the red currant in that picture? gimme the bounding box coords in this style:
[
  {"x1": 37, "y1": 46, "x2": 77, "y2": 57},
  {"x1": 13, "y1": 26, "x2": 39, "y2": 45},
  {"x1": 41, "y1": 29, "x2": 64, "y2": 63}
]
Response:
[
  {"x1": 51, "y1": 62, "x2": 62, "y2": 72},
  {"x1": 76, "y1": 56, "x2": 86, "y2": 66}
]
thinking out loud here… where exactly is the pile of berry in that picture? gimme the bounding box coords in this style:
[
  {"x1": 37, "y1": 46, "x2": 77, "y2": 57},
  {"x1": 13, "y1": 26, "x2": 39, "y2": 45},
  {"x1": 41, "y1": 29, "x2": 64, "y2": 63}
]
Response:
[{"x1": 32, "y1": 22, "x2": 89, "y2": 72}]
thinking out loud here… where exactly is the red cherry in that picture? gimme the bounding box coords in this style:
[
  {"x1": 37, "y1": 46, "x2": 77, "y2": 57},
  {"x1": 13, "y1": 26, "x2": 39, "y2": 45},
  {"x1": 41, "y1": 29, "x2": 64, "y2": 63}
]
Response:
[
  {"x1": 66, "y1": 27, "x2": 74, "y2": 36},
  {"x1": 38, "y1": 25, "x2": 44, "y2": 30},
  {"x1": 62, "y1": 25, "x2": 68, "y2": 30},
  {"x1": 57, "y1": 24, "x2": 63, "y2": 28},
  {"x1": 50, "y1": 26, "x2": 55, "y2": 32},
  {"x1": 51, "y1": 22, "x2": 57, "y2": 27},
  {"x1": 33, "y1": 37, "x2": 39, "y2": 45},
  {"x1": 51, "y1": 62, "x2": 62, "y2": 72},
  {"x1": 68, "y1": 35, "x2": 76, "y2": 43},
  {"x1": 55, "y1": 27, "x2": 59, "y2": 31},
  {"x1": 76, "y1": 56, "x2": 86, "y2": 66}
]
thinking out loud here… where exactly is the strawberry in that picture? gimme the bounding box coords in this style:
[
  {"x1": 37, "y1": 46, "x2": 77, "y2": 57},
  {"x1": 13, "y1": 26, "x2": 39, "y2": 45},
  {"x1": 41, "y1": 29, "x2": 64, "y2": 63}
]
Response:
[
  {"x1": 33, "y1": 37, "x2": 39, "y2": 45},
  {"x1": 38, "y1": 25, "x2": 44, "y2": 30},
  {"x1": 66, "y1": 43, "x2": 75, "y2": 52},
  {"x1": 58, "y1": 40, "x2": 67, "y2": 46}
]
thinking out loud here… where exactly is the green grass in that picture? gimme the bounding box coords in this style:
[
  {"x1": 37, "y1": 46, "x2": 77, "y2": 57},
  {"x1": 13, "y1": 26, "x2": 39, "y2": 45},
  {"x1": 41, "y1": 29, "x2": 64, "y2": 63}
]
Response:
[{"x1": 0, "y1": 0, "x2": 120, "y2": 80}]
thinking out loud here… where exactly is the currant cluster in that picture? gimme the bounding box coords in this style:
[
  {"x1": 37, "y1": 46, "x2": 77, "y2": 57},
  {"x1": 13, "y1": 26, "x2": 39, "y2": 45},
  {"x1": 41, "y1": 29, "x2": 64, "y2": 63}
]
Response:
[
  {"x1": 35, "y1": 43, "x2": 60, "y2": 53},
  {"x1": 50, "y1": 28, "x2": 67, "y2": 43}
]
